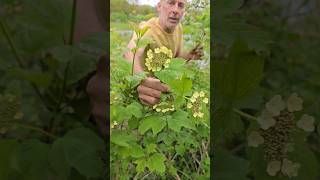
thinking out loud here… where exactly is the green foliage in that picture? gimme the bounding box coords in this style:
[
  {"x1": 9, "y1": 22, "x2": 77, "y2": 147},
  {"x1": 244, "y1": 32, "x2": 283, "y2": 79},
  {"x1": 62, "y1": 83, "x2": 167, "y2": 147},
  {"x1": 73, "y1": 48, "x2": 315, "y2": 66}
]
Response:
[
  {"x1": 110, "y1": 1, "x2": 210, "y2": 178},
  {"x1": 0, "y1": 0, "x2": 106, "y2": 179},
  {"x1": 213, "y1": 0, "x2": 320, "y2": 179}
]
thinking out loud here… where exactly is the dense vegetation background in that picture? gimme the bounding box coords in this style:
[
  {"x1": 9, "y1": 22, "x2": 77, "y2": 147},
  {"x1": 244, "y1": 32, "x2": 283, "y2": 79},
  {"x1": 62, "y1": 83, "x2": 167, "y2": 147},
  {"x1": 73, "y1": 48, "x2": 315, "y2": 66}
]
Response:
[
  {"x1": 0, "y1": 0, "x2": 107, "y2": 179},
  {"x1": 213, "y1": 0, "x2": 320, "y2": 179},
  {"x1": 110, "y1": 0, "x2": 210, "y2": 179}
]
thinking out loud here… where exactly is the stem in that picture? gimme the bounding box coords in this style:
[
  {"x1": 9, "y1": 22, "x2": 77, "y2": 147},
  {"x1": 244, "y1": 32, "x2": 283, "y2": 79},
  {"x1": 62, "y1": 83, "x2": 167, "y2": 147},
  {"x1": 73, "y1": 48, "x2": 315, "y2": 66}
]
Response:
[
  {"x1": 14, "y1": 122, "x2": 57, "y2": 139},
  {"x1": 177, "y1": 170, "x2": 192, "y2": 179},
  {"x1": 233, "y1": 108, "x2": 258, "y2": 121},
  {"x1": 0, "y1": 19, "x2": 24, "y2": 67},
  {"x1": 131, "y1": 39, "x2": 140, "y2": 76},
  {"x1": 69, "y1": 0, "x2": 77, "y2": 45}
]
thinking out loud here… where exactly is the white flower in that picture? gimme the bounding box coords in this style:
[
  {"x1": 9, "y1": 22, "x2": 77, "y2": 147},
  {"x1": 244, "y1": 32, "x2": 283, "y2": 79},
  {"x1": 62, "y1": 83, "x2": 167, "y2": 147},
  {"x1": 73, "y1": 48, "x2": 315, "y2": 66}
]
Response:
[
  {"x1": 193, "y1": 112, "x2": 198, "y2": 117},
  {"x1": 297, "y1": 114, "x2": 315, "y2": 132},
  {"x1": 199, "y1": 91, "x2": 205, "y2": 97},
  {"x1": 198, "y1": 112, "x2": 204, "y2": 118},
  {"x1": 248, "y1": 131, "x2": 264, "y2": 147},
  {"x1": 287, "y1": 93, "x2": 303, "y2": 112},
  {"x1": 267, "y1": 160, "x2": 281, "y2": 176},
  {"x1": 187, "y1": 103, "x2": 193, "y2": 108},
  {"x1": 193, "y1": 92, "x2": 199, "y2": 98},
  {"x1": 257, "y1": 109, "x2": 276, "y2": 130},
  {"x1": 265, "y1": 95, "x2": 286, "y2": 116},
  {"x1": 281, "y1": 159, "x2": 300, "y2": 178},
  {"x1": 203, "y1": 98, "x2": 209, "y2": 104},
  {"x1": 113, "y1": 121, "x2": 118, "y2": 126}
]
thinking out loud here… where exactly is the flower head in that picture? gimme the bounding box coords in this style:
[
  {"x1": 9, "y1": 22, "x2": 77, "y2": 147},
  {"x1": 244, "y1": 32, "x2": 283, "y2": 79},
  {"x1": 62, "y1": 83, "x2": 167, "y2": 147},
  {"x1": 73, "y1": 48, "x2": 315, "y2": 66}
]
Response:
[
  {"x1": 257, "y1": 109, "x2": 276, "y2": 130},
  {"x1": 297, "y1": 114, "x2": 315, "y2": 132},
  {"x1": 267, "y1": 160, "x2": 281, "y2": 176},
  {"x1": 287, "y1": 93, "x2": 303, "y2": 112},
  {"x1": 153, "y1": 102, "x2": 175, "y2": 113},
  {"x1": 265, "y1": 95, "x2": 286, "y2": 116},
  {"x1": 188, "y1": 91, "x2": 208, "y2": 119},
  {"x1": 145, "y1": 46, "x2": 173, "y2": 72},
  {"x1": 281, "y1": 159, "x2": 300, "y2": 178},
  {"x1": 248, "y1": 131, "x2": 264, "y2": 147}
]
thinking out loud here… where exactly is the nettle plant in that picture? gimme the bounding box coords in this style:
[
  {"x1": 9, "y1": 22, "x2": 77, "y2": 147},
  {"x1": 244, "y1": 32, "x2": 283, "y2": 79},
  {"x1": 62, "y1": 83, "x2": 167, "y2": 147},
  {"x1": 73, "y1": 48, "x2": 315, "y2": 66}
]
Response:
[
  {"x1": 110, "y1": 27, "x2": 210, "y2": 179},
  {"x1": 247, "y1": 93, "x2": 317, "y2": 179}
]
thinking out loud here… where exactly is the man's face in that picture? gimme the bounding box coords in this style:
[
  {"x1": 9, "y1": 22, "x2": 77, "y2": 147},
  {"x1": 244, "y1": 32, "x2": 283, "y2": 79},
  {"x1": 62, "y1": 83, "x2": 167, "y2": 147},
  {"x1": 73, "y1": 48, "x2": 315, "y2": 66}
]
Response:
[{"x1": 157, "y1": 0, "x2": 186, "y2": 31}]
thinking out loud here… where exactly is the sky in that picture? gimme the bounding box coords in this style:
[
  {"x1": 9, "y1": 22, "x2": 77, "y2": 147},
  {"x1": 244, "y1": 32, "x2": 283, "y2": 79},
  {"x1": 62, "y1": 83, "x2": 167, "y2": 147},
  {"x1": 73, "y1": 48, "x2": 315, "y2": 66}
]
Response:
[
  {"x1": 128, "y1": 0, "x2": 159, "y2": 7},
  {"x1": 129, "y1": 0, "x2": 192, "y2": 7}
]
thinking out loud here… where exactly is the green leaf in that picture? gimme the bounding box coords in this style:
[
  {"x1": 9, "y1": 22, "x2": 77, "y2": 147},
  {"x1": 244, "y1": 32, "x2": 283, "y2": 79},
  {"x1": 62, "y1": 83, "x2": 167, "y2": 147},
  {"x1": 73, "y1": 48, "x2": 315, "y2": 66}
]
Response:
[
  {"x1": 111, "y1": 105, "x2": 131, "y2": 123},
  {"x1": 53, "y1": 128, "x2": 104, "y2": 178},
  {"x1": 130, "y1": 144, "x2": 144, "y2": 158},
  {"x1": 213, "y1": 107, "x2": 243, "y2": 142},
  {"x1": 49, "y1": 46, "x2": 97, "y2": 85},
  {"x1": 213, "y1": 39, "x2": 264, "y2": 105},
  {"x1": 138, "y1": 115, "x2": 167, "y2": 135},
  {"x1": 170, "y1": 76, "x2": 192, "y2": 96},
  {"x1": 147, "y1": 153, "x2": 166, "y2": 174},
  {"x1": 134, "y1": 158, "x2": 147, "y2": 174},
  {"x1": 126, "y1": 101, "x2": 143, "y2": 118},
  {"x1": 111, "y1": 130, "x2": 136, "y2": 147},
  {"x1": 7, "y1": 68, "x2": 52, "y2": 87},
  {"x1": 19, "y1": 139, "x2": 51, "y2": 180},
  {"x1": 146, "y1": 143, "x2": 157, "y2": 154},
  {"x1": 213, "y1": 148, "x2": 249, "y2": 180},
  {"x1": 126, "y1": 72, "x2": 146, "y2": 88},
  {"x1": 0, "y1": 140, "x2": 20, "y2": 179},
  {"x1": 168, "y1": 110, "x2": 195, "y2": 132},
  {"x1": 213, "y1": 0, "x2": 243, "y2": 16},
  {"x1": 48, "y1": 139, "x2": 70, "y2": 180}
]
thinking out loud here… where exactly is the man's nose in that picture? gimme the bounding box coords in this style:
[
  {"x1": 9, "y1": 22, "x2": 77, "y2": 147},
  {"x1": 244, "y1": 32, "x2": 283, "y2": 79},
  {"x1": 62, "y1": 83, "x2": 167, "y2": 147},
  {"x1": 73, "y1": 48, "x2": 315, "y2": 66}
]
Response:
[{"x1": 171, "y1": 3, "x2": 180, "y2": 14}]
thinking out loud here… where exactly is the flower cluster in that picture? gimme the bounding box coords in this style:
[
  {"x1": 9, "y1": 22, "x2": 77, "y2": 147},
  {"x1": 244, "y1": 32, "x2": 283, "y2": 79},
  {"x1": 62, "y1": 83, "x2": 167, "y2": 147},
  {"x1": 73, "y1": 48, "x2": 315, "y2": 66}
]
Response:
[
  {"x1": 267, "y1": 159, "x2": 301, "y2": 177},
  {"x1": 187, "y1": 91, "x2": 208, "y2": 118},
  {"x1": 110, "y1": 91, "x2": 121, "y2": 104},
  {"x1": 145, "y1": 46, "x2": 173, "y2": 72},
  {"x1": 0, "y1": 94, "x2": 23, "y2": 134},
  {"x1": 247, "y1": 93, "x2": 315, "y2": 178},
  {"x1": 153, "y1": 102, "x2": 175, "y2": 113},
  {"x1": 111, "y1": 121, "x2": 118, "y2": 129}
]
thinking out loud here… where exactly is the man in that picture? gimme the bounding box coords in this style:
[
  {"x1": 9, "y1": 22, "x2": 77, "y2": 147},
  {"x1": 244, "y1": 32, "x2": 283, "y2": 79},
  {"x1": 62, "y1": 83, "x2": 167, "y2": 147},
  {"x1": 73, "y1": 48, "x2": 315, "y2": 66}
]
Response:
[
  {"x1": 124, "y1": 0, "x2": 204, "y2": 106},
  {"x1": 74, "y1": 0, "x2": 107, "y2": 137}
]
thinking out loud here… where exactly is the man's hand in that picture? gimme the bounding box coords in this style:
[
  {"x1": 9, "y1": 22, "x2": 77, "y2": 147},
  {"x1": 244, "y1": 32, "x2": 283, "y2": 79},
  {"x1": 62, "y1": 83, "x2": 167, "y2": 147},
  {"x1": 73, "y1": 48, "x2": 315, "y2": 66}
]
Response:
[
  {"x1": 186, "y1": 44, "x2": 204, "y2": 61},
  {"x1": 137, "y1": 77, "x2": 170, "y2": 106}
]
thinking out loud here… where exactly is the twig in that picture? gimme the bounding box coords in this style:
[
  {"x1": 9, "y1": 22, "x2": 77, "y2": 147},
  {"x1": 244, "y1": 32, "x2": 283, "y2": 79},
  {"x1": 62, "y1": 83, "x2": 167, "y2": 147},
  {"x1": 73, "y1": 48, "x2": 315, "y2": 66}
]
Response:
[
  {"x1": 14, "y1": 122, "x2": 57, "y2": 139},
  {"x1": 233, "y1": 108, "x2": 258, "y2": 121}
]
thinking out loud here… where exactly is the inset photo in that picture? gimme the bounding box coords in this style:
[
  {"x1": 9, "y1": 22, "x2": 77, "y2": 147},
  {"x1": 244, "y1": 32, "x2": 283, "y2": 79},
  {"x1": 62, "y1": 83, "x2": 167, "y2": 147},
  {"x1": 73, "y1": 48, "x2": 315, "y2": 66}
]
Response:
[{"x1": 110, "y1": 0, "x2": 210, "y2": 179}]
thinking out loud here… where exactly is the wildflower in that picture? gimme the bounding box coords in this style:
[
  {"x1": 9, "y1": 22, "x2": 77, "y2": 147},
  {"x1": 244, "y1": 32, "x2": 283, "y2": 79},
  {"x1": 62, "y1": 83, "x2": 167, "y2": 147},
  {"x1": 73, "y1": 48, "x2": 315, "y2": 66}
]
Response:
[
  {"x1": 297, "y1": 114, "x2": 315, "y2": 132},
  {"x1": 266, "y1": 160, "x2": 281, "y2": 176},
  {"x1": 188, "y1": 91, "x2": 208, "y2": 119},
  {"x1": 153, "y1": 102, "x2": 175, "y2": 113},
  {"x1": 248, "y1": 131, "x2": 264, "y2": 147},
  {"x1": 203, "y1": 98, "x2": 209, "y2": 104},
  {"x1": 286, "y1": 93, "x2": 303, "y2": 112},
  {"x1": 261, "y1": 110, "x2": 295, "y2": 161},
  {"x1": 187, "y1": 103, "x2": 193, "y2": 108},
  {"x1": 281, "y1": 159, "x2": 300, "y2": 178},
  {"x1": 265, "y1": 95, "x2": 286, "y2": 116},
  {"x1": 257, "y1": 109, "x2": 276, "y2": 130},
  {"x1": 145, "y1": 46, "x2": 173, "y2": 72}
]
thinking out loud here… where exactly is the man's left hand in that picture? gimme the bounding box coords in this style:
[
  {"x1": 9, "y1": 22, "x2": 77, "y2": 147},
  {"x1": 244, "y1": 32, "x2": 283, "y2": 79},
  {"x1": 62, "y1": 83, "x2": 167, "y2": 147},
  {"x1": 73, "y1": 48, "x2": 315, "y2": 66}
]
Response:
[{"x1": 186, "y1": 44, "x2": 204, "y2": 61}]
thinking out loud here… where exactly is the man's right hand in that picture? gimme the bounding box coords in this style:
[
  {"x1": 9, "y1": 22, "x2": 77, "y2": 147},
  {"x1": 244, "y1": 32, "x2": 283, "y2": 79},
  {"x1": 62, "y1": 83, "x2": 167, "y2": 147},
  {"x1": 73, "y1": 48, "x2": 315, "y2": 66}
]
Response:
[{"x1": 137, "y1": 77, "x2": 170, "y2": 106}]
